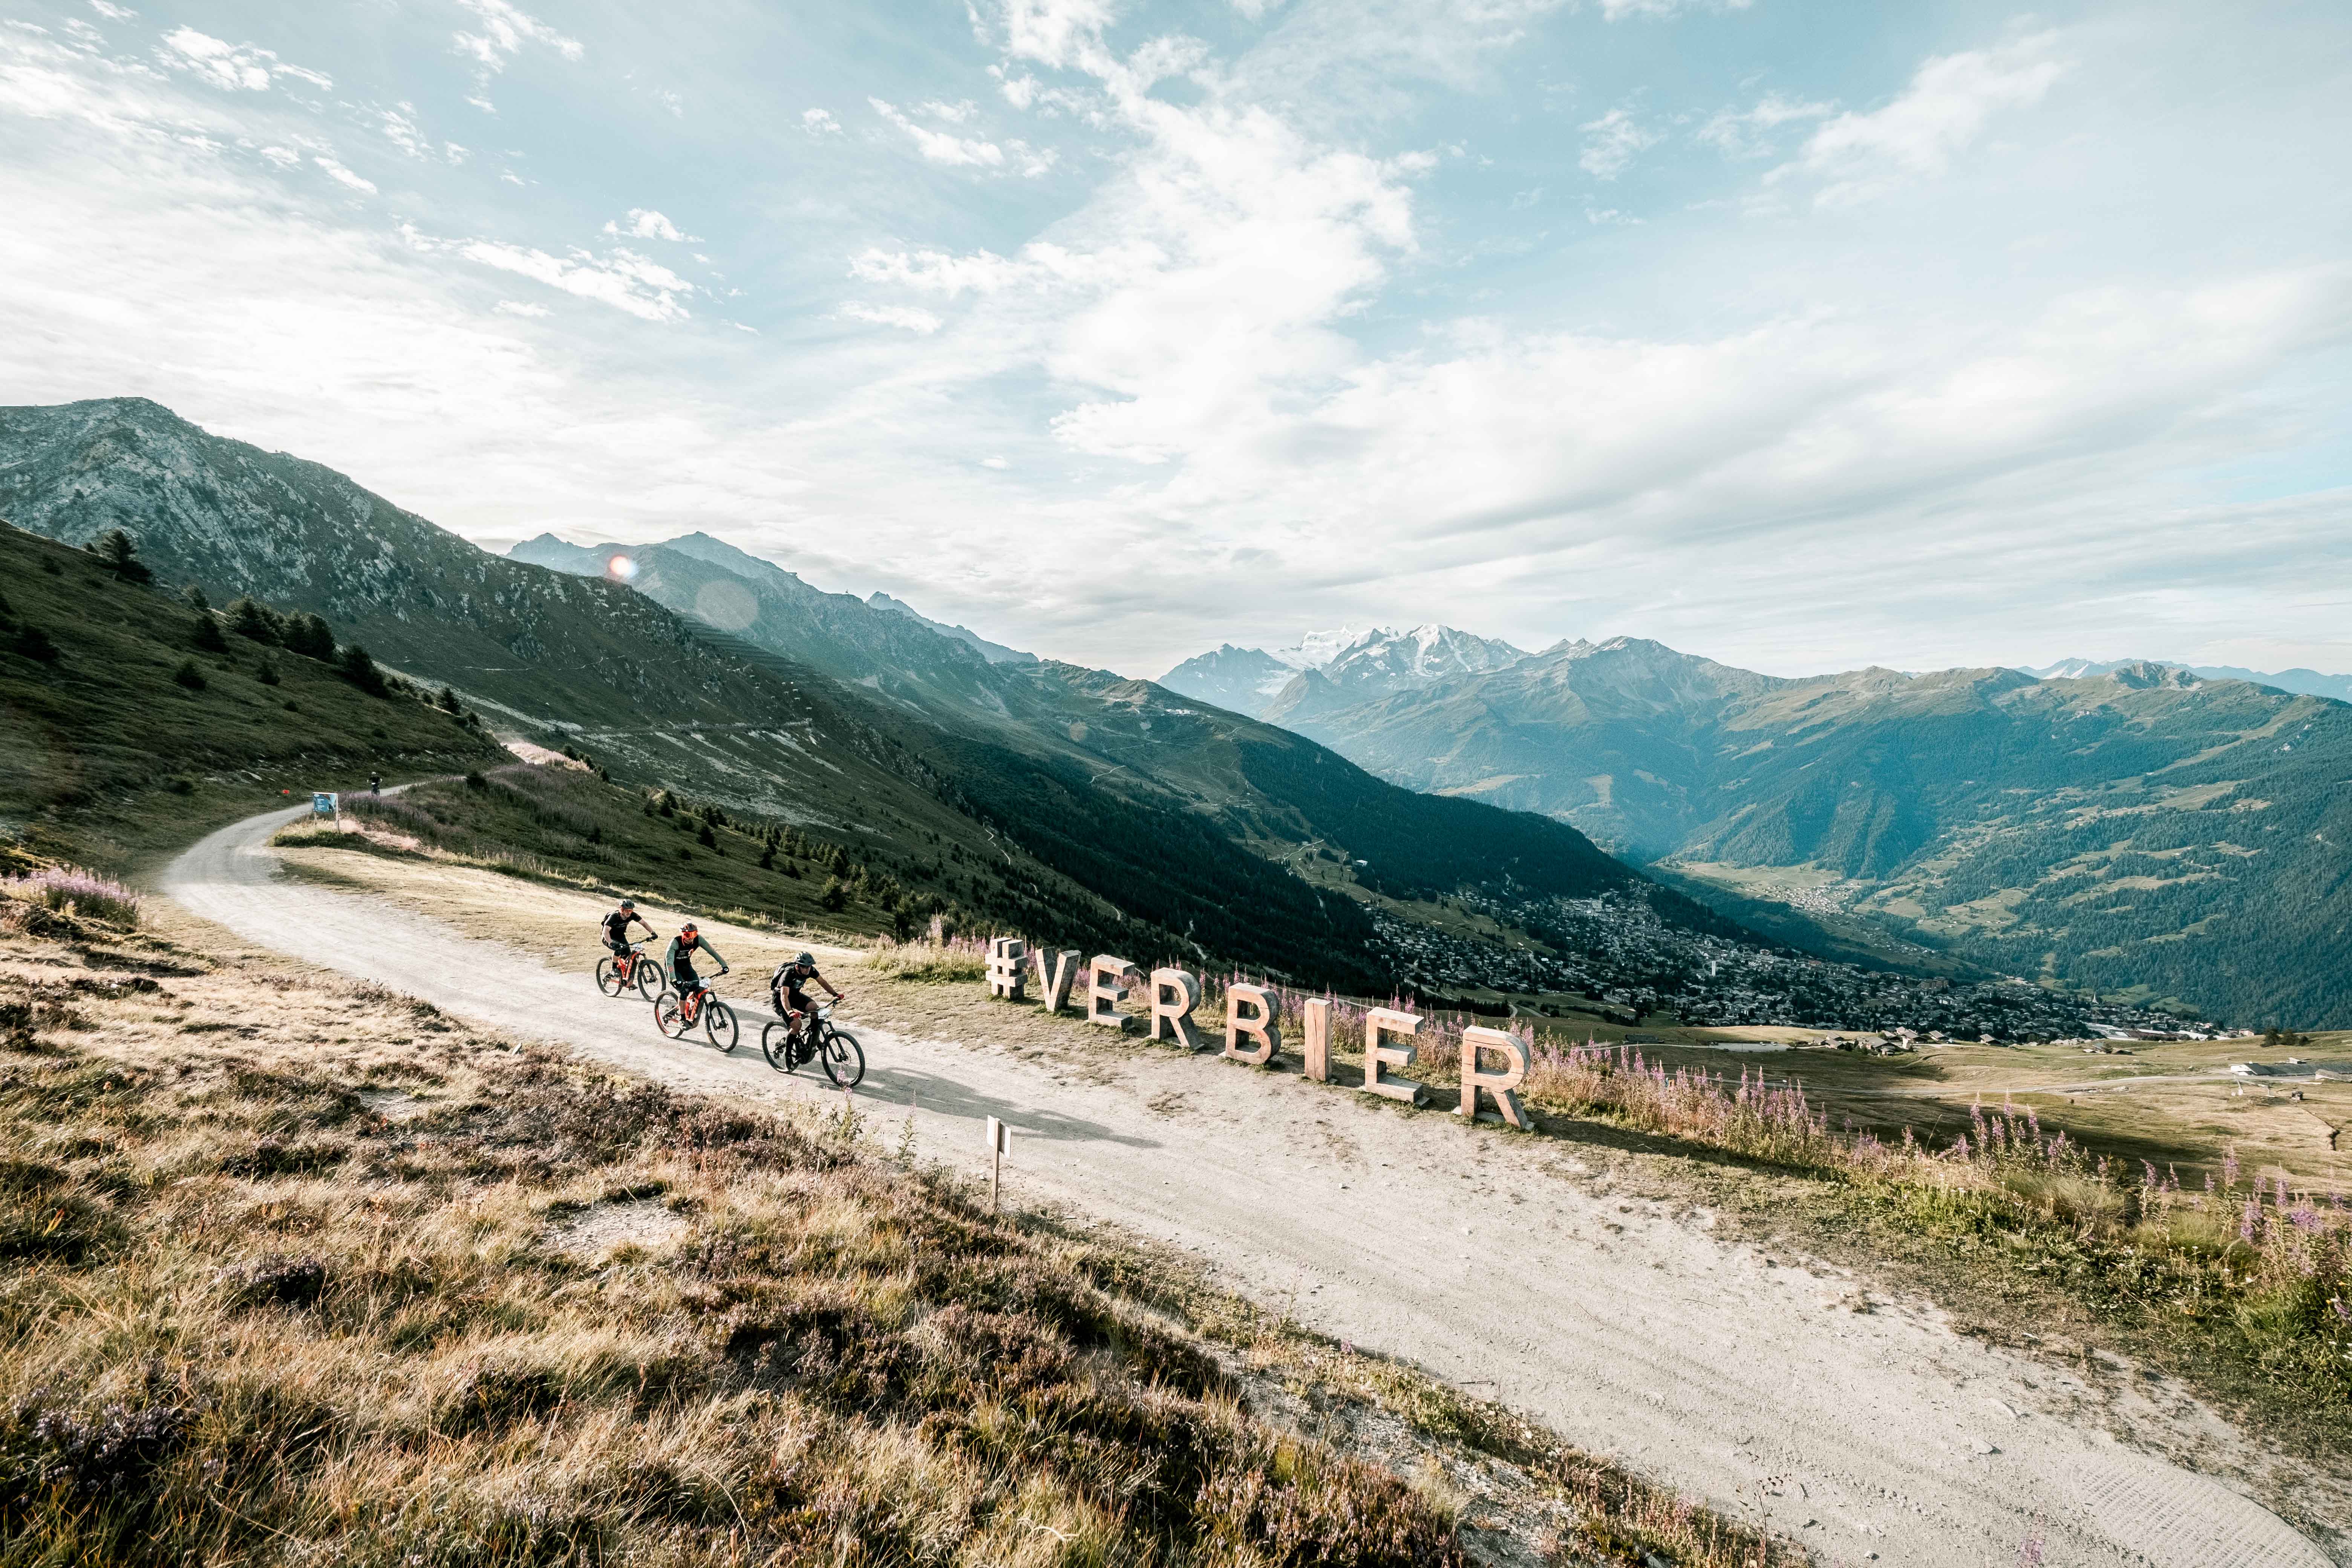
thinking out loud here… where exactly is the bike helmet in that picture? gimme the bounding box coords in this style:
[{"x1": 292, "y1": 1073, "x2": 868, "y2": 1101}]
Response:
[
  {"x1": 619, "y1": 898, "x2": 635, "y2": 910},
  {"x1": 681, "y1": 920, "x2": 699, "y2": 937},
  {"x1": 796, "y1": 951, "x2": 813, "y2": 966}
]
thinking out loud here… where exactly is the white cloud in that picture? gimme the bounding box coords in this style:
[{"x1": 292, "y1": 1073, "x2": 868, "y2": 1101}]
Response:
[
  {"x1": 918, "y1": 98, "x2": 978, "y2": 122},
  {"x1": 871, "y1": 96, "x2": 1004, "y2": 167},
  {"x1": 312, "y1": 155, "x2": 376, "y2": 193},
  {"x1": 87, "y1": 1, "x2": 135, "y2": 20},
  {"x1": 1697, "y1": 91, "x2": 1833, "y2": 159},
  {"x1": 494, "y1": 299, "x2": 548, "y2": 317},
  {"x1": 158, "y1": 27, "x2": 331, "y2": 93},
  {"x1": 451, "y1": 0, "x2": 581, "y2": 76},
  {"x1": 839, "y1": 302, "x2": 945, "y2": 333},
  {"x1": 447, "y1": 238, "x2": 694, "y2": 322},
  {"x1": 1578, "y1": 107, "x2": 1655, "y2": 179},
  {"x1": 258, "y1": 145, "x2": 299, "y2": 168},
  {"x1": 981, "y1": 455, "x2": 1010, "y2": 468},
  {"x1": 603, "y1": 208, "x2": 694, "y2": 242},
  {"x1": 1779, "y1": 33, "x2": 2067, "y2": 204},
  {"x1": 1600, "y1": 0, "x2": 1752, "y2": 17},
  {"x1": 802, "y1": 106, "x2": 841, "y2": 133},
  {"x1": 1508, "y1": 185, "x2": 1542, "y2": 210}
]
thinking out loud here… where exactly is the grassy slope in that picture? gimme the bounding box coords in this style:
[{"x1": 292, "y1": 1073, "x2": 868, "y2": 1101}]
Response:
[
  {"x1": 0, "y1": 917, "x2": 1465, "y2": 1566},
  {"x1": 0, "y1": 522, "x2": 505, "y2": 874}
]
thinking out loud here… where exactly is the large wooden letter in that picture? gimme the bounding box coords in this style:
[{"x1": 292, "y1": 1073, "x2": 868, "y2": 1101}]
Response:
[
  {"x1": 1361, "y1": 1007, "x2": 1424, "y2": 1105},
  {"x1": 1148, "y1": 968, "x2": 1204, "y2": 1050},
  {"x1": 1302, "y1": 997, "x2": 1331, "y2": 1082},
  {"x1": 1459, "y1": 1025, "x2": 1530, "y2": 1129},
  {"x1": 1031, "y1": 948, "x2": 1080, "y2": 1012},
  {"x1": 986, "y1": 937, "x2": 1027, "y2": 1000},
  {"x1": 1224, "y1": 984, "x2": 1280, "y2": 1066},
  {"x1": 1087, "y1": 955, "x2": 1136, "y2": 1029}
]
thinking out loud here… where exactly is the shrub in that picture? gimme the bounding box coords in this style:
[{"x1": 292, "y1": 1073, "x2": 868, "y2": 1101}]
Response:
[
  {"x1": 172, "y1": 659, "x2": 207, "y2": 692},
  {"x1": 2, "y1": 866, "x2": 141, "y2": 926},
  {"x1": 180, "y1": 584, "x2": 208, "y2": 611},
  {"x1": 9, "y1": 624, "x2": 58, "y2": 664},
  {"x1": 696, "y1": 822, "x2": 717, "y2": 850},
  {"x1": 819, "y1": 876, "x2": 848, "y2": 912},
  {"x1": 190, "y1": 614, "x2": 228, "y2": 653},
  {"x1": 255, "y1": 657, "x2": 280, "y2": 687}
]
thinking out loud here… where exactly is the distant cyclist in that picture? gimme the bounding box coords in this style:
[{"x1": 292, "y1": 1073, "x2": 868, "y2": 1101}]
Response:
[
  {"x1": 665, "y1": 921, "x2": 730, "y2": 1018},
  {"x1": 602, "y1": 897, "x2": 654, "y2": 962},
  {"x1": 770, "y1": 950, "x2": 843, "y2": 1060}
]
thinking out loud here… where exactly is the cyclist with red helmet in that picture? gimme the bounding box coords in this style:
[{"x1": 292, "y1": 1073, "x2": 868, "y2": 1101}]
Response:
[{"x1": 664, "y1": 921, "x2": 730, "y2": 1019}]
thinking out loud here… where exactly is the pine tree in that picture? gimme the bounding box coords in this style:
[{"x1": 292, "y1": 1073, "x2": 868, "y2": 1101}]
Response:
[
  {"x1": 255, "y1": 656, "x2": 281, "y2": 687},
  {"x1": 172, "y1": 658, "x2": 207, "y2": 691},
  {"x1": 697, "y1": 821, "x2": 717, "y2": 850},
  {"x1": 181, "y1": 584, "x2": 208, "y2": 611},
  {"x1": 86, "y1": 528, "x2": 152, "y2": 584},
  {"x1": 335, "y1": 642, "x2": 388, "y2": 697},
  {"x1": 436, "y1": 684, "x2": 461, "y2": 713},
  {"x1": 227, "y1": 597, "x2": 281, "y2": 643},
  {"x1": 819, "y1": 876, "x2": 848, "y2": 912},
  {"x1": 190, "y1": 614, "x2": 229, "y2": 653},
  {"x1": 282, "y1": 612, "x2": 336, "y2": 662}
]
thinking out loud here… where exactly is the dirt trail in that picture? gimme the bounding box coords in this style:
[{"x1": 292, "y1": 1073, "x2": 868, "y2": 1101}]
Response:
[{"x1": 165, "y1": 806, "x2": 2342, "y2": 1568}]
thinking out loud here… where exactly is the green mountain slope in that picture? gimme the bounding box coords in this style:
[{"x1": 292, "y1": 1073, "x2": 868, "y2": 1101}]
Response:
[
  {"x1": 0, "y1": 519, "x2": 505, "y2": 870},
  {"x1": 1282, "y1": 636, "x2": 2352, "y2": 1025}
]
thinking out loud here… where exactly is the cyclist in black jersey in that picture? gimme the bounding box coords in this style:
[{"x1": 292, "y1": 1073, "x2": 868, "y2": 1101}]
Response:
[
  {"x1": 770, "y1": 951, "x2": 842, "y2": 1062},
  {"x1": 602, "y1": 898, "x2": 653, "y2": 959}
]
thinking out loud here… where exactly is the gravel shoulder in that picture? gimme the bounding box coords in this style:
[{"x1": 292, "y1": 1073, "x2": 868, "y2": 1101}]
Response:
[{"x1": 163, "y1": 806, "x2": 2342, "y2": 1568}]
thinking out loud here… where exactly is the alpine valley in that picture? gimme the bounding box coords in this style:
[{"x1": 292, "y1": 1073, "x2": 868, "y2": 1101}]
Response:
[
  {"x1": 1162, "y1": 631, "x2": 2352, "y2": 1028},
  {"x1": 2, "y1": 395, "x2": 2326, "y2": 1038}
]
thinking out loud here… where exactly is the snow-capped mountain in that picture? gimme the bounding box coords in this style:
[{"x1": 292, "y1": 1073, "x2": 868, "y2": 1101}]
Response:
[{"x1": 1161, "y1": 623, "x2": 1525, "y2": 719}]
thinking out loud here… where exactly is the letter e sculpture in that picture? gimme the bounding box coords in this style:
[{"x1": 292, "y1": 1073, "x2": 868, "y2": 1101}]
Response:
[
  {"x1": 1087, "y1": 955, "x2": 1136, "y2": 1029},
  {"x1": 1361, "y1": 1007, "x2": 1424, "y2": 1105},
  {"x1": 1458, "y1": 1025, "x2": 1530, "y2": 1129},
  {"x1": 1223, "y1": 983, "x2": 1281, "y2": 1066}
]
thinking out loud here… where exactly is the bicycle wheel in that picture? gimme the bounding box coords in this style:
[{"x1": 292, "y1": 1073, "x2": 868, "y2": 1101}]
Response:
[
  {"x1": 761, "y1": 1020, "x2": 797, "y2": 1073},
  {"x1": 653, "y1": 990, "x2": 693, "y2": 1039},
  {"x1": 704, "y1": 1000, "x2": 738, "y2": 1054},
  {"x1": 819, "y1": 1029, "x2": 865, "y2": 1089},
  {"x1": 595, "y1": 957, "x2": 623, "y2": 996},
  {"x1": 634, "y1": 960, "x2": 663, "y2": 1000}
]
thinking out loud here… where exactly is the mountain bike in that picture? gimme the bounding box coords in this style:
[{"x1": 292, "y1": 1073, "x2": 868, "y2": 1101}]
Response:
[
  {"x1": 596, "y1": 942, "x2": 662, "y2": 1000},
  {"x1": 762, "y1": 999, "x2": 862, "y2": 1087},
  {"x1": 655, "y1": 980, "x2": 738, "y2": 1053}
]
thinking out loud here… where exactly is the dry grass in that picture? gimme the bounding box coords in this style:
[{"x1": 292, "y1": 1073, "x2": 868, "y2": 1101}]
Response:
[{"x1": 0, "y1": 936, "x2": 1470, "y2": 1566}]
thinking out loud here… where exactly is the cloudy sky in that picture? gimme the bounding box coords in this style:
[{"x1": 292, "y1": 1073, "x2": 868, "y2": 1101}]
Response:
[{"x1": 3, "y1": 0, "x2": 2348, "y2": 678}]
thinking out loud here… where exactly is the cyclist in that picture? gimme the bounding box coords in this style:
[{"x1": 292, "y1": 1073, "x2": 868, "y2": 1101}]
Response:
[
  {"x1": 602, "y1": 897, "x2": 655, "y2": 979},
  {"x1": 770, "y1": 950, "x2": 843, "y2": 1063},
  {"x1": 665, "y1": 921, "x2": 730, "y2": 1021}
]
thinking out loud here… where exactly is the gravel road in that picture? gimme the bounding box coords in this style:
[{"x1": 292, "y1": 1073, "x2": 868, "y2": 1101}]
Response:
[{"x1": 165, "y1": 805, "x2": 2341, "y2": 1568}]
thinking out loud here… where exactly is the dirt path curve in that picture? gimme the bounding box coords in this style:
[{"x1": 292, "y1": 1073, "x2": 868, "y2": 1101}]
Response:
[{"x1": 165, "y1": 807, "x2": 2341, "y2": 1568}]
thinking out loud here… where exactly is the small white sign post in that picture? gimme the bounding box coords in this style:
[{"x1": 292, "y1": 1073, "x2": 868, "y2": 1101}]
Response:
[{"x1": 984, "y1": 1115, "x2": 1011, "y2": 1216}]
